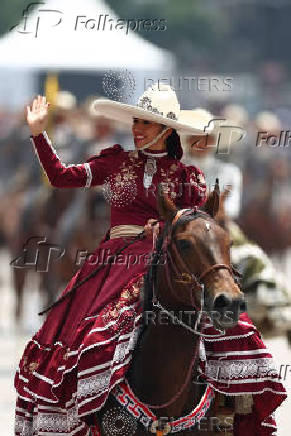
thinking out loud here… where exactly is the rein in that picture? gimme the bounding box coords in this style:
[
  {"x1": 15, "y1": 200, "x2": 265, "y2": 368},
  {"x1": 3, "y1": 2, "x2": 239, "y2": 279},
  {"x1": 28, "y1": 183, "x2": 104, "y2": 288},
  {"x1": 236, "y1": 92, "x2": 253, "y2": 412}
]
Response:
[
  {"x1": 133, "y1": 208, "x2": 241, "y2": 414},
  {"x1": 38, "y1": 230, "x2": 146, "y2": 316}
]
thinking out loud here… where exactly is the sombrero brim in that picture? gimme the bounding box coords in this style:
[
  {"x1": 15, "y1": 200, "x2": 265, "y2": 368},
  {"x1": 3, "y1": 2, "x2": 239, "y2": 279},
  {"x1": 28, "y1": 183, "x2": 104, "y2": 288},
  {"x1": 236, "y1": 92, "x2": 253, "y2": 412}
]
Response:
[
  {"x1": 178, "y1": 110, "x2": 246, "y2": 147},
  {"x1": 92, "y1": 99, "x2": 209, "y2": 136}
]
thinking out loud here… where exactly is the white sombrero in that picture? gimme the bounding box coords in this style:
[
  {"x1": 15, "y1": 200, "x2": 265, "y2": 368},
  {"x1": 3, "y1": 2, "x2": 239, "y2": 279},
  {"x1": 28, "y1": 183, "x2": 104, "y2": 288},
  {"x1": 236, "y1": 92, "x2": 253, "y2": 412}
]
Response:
[{"x1": 92, "y1": 83, "x2": 212, "y2": 136}]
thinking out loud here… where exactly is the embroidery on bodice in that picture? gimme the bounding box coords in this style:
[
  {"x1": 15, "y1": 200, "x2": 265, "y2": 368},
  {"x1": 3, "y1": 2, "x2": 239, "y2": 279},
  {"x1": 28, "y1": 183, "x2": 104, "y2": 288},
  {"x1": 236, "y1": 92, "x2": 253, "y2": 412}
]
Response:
[
  {"x1": 102, "y1": 153, "x2": 143, "y2": 207},
  {"x1": 160, "y1": 163, "x2": 180, "y2": 199},
  {"x1": 189, "y1": 170, "x2": 206, "y2": 196},
  {"x1": 101, "y1": 151, "x2": 200, "y2": 206}
]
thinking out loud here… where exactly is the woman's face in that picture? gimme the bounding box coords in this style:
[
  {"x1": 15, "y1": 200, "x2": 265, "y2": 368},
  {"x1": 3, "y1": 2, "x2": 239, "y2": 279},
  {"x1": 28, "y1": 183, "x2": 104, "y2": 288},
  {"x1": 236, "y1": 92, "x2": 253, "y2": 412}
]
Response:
[{"x1": 132, "y1": 118, "x2": 164, "y2": 149}]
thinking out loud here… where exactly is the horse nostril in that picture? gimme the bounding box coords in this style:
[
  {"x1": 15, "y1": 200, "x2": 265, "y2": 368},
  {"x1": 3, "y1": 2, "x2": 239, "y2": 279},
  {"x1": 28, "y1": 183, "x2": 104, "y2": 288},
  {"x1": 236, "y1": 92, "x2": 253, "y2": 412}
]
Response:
[{"x1": 213, "y1": 294, "x2": 232, "y2": 310}]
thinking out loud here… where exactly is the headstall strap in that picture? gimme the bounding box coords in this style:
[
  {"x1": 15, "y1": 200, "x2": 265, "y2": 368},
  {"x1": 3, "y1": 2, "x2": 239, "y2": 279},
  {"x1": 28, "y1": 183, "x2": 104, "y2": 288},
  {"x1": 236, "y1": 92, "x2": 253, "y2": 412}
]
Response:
[
  {"x1": 199, "y1": 263, "x2": 233, "y2": 281},
  {"x1": 169, "y1": 209, "x2": 238, "y2": 288},
  {"x1": 154, "y1": 207, "x2": 236, "y2": 338}
]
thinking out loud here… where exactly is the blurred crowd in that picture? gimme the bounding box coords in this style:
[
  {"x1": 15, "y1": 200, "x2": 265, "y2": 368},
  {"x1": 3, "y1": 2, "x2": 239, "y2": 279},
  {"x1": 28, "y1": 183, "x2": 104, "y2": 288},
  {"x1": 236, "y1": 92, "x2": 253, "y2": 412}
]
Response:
[{"x1": 0, "y1": 90, "x2": 290, "y2": 334}]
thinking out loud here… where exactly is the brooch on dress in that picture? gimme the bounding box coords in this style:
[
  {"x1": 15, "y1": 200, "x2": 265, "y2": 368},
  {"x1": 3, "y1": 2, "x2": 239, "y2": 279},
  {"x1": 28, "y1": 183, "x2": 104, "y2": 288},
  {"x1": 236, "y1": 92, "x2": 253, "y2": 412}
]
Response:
[{"x1": 143, "y1": 157, "x2": 157, "y2": 188}]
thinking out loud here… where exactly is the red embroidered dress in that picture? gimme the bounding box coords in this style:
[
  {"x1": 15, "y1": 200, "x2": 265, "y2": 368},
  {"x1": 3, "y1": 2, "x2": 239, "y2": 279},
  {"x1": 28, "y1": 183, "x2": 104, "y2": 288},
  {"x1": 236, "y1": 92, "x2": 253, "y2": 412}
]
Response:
[
  {"x1": 15, "y1": 133, "x2": 287, "y2": 436},
  {"x1": 14, "y1": 132, "x2": 207, "y2": 436}
]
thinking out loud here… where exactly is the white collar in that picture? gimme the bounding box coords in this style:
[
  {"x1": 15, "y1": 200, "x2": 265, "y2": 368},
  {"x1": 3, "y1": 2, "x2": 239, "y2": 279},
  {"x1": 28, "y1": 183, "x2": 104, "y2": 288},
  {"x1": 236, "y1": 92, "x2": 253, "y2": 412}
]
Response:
[{"x1": 141, "y1": 149, "x2": 168, "y2": 158}]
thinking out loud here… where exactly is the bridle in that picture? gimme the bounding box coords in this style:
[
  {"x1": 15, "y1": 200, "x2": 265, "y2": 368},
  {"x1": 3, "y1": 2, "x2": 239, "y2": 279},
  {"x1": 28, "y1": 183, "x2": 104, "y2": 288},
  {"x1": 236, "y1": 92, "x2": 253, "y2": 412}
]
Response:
[
  {"x1": 130, "y1": 207, "x2": 243, "y2": 414},
  {"x1": 151, "y1": 208, "x2": 242, "y2": 338}
]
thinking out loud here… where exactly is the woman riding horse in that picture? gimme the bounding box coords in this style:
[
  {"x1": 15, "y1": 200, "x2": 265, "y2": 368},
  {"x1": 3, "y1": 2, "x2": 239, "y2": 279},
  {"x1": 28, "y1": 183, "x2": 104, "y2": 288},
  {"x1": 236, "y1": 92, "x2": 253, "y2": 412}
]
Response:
[{"x1": 15, "y1": 84, "x2": 286, "y2": 436}]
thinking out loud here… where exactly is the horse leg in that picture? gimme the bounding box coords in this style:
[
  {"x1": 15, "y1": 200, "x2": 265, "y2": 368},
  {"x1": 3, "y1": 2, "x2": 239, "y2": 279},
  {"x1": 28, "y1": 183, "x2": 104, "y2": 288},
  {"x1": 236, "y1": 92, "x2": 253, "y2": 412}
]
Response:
[
  {"x1": 40, "y1": 270, "x2": 59, "y2": 309},
  {"x1": 202, "y1": 393, "x2": 234, "y2": 436},
  {"x1": 13, "y1": 268, "x2": 26, "y2": 322}
]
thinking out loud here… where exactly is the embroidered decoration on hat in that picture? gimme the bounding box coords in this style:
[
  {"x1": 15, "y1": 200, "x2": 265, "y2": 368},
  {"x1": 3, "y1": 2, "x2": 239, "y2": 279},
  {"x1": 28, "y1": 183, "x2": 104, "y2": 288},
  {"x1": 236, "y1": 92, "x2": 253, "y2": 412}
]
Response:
[
  {"x1": 166, "y1": 111, "x2": 178, "y2": 120},
  {"x1": 137, "y1": 96, "x2": 178, "y2": 120}
]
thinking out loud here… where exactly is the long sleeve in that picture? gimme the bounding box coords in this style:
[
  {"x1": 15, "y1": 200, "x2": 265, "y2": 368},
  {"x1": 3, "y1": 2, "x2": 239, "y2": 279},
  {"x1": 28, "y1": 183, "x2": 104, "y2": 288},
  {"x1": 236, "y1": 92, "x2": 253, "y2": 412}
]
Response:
[
  {"x1": 30, "y1": 131, "x2": 122, "y2": 188},
  {"x1": 178, "y1": 164, "x2": 207, "y2": 209}
]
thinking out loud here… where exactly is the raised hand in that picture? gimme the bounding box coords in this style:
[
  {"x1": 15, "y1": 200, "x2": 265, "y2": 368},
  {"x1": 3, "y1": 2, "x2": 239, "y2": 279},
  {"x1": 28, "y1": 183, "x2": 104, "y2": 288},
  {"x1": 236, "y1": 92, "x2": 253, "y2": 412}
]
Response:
[{"x1": 27, "y1": 95, "x2": 50, "y2": 136}]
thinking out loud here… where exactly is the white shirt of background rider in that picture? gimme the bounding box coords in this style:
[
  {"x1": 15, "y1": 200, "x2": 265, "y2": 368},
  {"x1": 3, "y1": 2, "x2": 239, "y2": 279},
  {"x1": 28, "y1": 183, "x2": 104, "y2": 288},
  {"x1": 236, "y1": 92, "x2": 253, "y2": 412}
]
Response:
[{"x1": 182, "y1": 137, "x2": 242, "y2": 219}]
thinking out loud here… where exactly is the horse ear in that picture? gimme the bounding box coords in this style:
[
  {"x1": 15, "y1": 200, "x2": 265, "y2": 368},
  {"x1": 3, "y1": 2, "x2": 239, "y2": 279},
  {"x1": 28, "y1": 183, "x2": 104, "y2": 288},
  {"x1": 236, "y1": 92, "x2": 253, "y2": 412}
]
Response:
[
  {"x1": 157, "y1": 184, "x2": 177, "y2": 222},
  {"x1": 216, "y1": 186, "x2": 231, "y2": 229},
  {"x1": 203, "y1": 178, "x2": 220, "y2": 218}
]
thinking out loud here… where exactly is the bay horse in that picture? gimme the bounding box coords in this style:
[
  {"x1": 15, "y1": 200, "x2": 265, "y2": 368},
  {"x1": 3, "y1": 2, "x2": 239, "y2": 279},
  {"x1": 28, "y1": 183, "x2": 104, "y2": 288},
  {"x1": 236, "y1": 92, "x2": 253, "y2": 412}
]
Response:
[
  {"x1": 8, "y1": 184, "x2": 110, "y2": 322},
  {"x1": 96, "y1": 183, "x2": 245, "y2": 436}
]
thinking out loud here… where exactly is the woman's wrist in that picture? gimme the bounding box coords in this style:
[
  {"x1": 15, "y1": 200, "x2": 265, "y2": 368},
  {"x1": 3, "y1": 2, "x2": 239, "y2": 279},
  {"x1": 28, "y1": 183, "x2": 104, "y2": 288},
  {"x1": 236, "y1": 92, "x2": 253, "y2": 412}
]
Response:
[{"x1": 30, "y1": 129, "x2": 45, "y2": 138}]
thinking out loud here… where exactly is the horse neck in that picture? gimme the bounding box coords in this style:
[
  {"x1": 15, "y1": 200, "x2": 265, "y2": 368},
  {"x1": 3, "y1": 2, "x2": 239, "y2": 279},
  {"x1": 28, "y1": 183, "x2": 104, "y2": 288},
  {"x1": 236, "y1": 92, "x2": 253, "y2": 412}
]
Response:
[{"x1": 128, "y1": 271, "x2": 201, "y2": 417}]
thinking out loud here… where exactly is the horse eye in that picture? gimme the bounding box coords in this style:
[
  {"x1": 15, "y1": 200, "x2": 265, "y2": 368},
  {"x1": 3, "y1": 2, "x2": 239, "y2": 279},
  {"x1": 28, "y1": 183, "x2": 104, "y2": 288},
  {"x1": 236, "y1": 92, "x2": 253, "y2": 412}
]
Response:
[{"x1": 176, "y1": 239, "x2": 192, "y2": 250}]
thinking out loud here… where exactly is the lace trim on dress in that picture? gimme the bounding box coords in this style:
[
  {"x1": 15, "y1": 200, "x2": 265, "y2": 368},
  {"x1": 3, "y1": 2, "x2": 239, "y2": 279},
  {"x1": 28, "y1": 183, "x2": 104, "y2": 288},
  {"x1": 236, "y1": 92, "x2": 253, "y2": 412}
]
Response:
[{"x1": 205, "y1": 358, "x2": 278, "y2": 380}]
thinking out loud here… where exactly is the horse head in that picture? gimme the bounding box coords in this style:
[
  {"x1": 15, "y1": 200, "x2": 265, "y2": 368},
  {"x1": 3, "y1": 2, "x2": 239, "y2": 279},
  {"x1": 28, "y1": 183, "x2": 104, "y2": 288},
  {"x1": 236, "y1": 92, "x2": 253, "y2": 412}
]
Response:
[{"x1": 155, "y1": 181, "x2": 245, "y2": 332}]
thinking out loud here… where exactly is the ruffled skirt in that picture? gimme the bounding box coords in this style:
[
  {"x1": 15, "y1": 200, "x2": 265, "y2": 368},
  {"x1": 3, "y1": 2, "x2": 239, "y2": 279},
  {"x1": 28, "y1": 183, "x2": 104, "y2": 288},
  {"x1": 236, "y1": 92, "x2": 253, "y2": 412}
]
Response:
[{"x1": 14, "y1": 236, "x2": 287, "y2": 436}]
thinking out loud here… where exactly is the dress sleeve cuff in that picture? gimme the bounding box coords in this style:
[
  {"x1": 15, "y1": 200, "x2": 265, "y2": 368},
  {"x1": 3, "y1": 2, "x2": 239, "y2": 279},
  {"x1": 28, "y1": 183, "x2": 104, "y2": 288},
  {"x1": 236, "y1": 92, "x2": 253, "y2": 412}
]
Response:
[{"x1": 30, "y1": 131, "x2": 47, "y2": 140}]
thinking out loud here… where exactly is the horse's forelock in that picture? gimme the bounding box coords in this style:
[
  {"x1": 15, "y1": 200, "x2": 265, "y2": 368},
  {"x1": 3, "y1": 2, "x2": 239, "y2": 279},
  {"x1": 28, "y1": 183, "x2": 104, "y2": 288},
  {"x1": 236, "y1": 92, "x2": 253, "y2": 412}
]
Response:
[{"x1": 172, "y1": 209, "x2": 213, "y2": 231}]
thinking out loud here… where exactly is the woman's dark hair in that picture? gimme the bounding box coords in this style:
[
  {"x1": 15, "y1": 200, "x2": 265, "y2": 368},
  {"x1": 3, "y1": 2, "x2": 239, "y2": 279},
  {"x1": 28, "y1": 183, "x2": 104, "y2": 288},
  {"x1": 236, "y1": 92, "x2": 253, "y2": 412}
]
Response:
[{"x1": 165, "y1": 128, "x2": 183, "y2": 160}]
